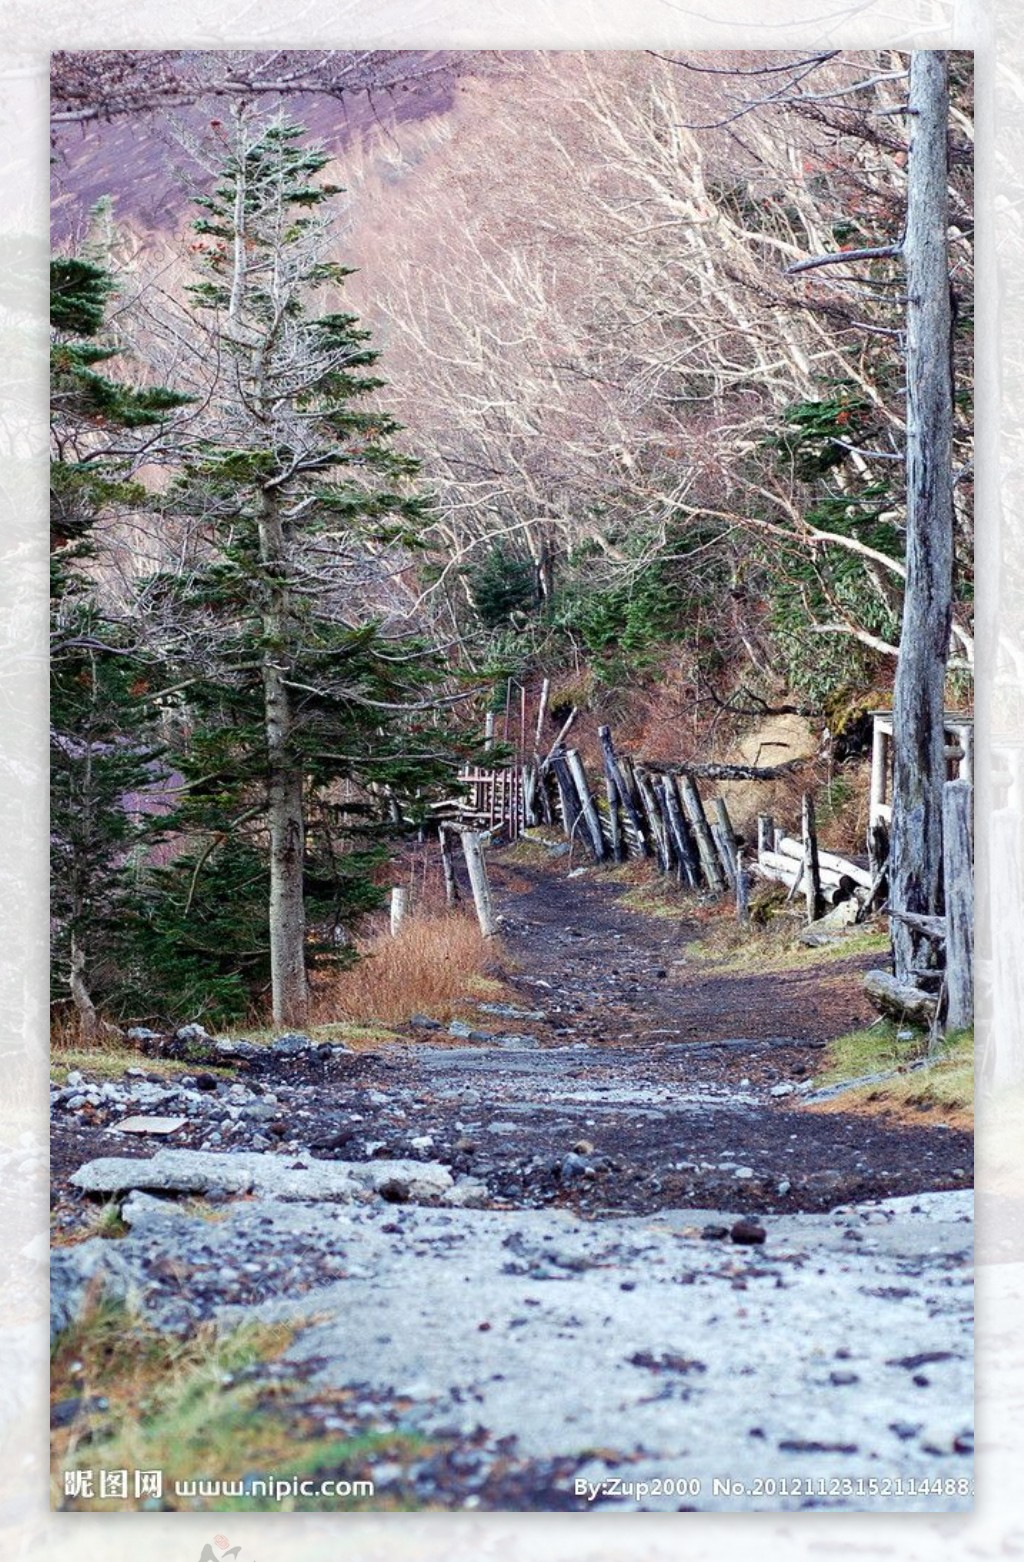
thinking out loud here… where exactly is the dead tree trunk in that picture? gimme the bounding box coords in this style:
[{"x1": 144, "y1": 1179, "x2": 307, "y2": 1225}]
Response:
[
  {"x1": 69, "y1": 935, "x2": 99, "y2": 1040},
  {"x1": 890, "y1": 50, "x2": 955, "y2": 984},
  {"x1": 802, "y1": 792, "x2": 823, "y2": 923},
  {"x1": 942, "y1": 779, "x2": 973, "y2": 1030},
  {"x1": 260, "y1": 488, "x2": 308, "y2": 1029}
]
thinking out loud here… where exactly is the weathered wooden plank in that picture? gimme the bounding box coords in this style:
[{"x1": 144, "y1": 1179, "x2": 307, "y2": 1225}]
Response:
[
  {"x1": 679, "y1": 774, "x2": 726, "y2": 892},
  {"x1": 662, "y1": 774, "x2": 701, "y2": 889},
  {"x1": 566, "y1": 747, "x2": 607, "y2": 861},
  {"x1": 635, "y1": 767, "x2": 672, "y2": 873},
  {"x1": 598, "y1": 725, "x2": 648, "y2": 856}
]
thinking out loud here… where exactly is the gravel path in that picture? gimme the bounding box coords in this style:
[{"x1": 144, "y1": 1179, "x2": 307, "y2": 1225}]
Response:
[{"x1": 51, "y1": 851, "x2": 974, "y2": 1510}]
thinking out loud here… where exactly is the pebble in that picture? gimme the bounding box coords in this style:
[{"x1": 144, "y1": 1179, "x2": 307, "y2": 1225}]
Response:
[{"x1": 730, "y1": 1220, "x2": 766, "y2": 1246}]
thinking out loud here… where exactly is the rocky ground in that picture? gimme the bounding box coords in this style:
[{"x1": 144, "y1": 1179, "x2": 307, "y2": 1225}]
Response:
[{"x1": 50, "y1": 853, "x2": 975, "y2": 1512}]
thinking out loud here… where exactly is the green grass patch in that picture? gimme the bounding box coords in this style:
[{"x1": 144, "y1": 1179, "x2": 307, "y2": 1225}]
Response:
[
  {"x1": 52, "y1": 1297, "x2": 432, "y2": 1511},
  {"x1": 815, "y1": 1020, "x2": 927, "y2": 1085},
  {"x1": 49, "y1": 1046, "x2": 238, "y2": 1086},
  {"x1": 230, "y1": 1020, "x2": 402, "y2": 1051},
  {"x1": 811, "y1": 1025, "x2": 974, "y2": 1122},
  {"x1": 51, "y1": 1200, "x2": 129, "y2": 1249},
  {"x1": 618, "y1": 879, "x2": 696, "y2": 920},
  {"x1": 685, "y1": 920, "x2": 890, "y2": 975}
]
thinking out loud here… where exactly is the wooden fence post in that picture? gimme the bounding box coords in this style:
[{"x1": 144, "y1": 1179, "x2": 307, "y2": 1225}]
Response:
[
  {"x1": 942, "y1": 779, "x2": 973, "y2": 1030},
  {"x1": 549, "y1": 750, "x2": 582, "y2": 844},
  {"x1": 598, "y1": 725, "x2": 648, "y2": 856},
  {"x1": 635, "y1": 767, "x2": 672, "y2": 872},
  {"x1": 802, "y1": 792, "x2": 823, "y2": 922},
  {"x1": 661, "y1": 774, "x2": 701, "y2": 888},
  {"x1": 605, "y1": 773, "x2": 623, "y2": 862},
  {"x1": 713, "y1": 797, "x2": 738, "y2": 887},
  {"x1": 390, "y1": 886, "x2": 409, "y2": 937},
  {"x1": 460, "y1": 830, "x2": 496, "y2": 937},
  {"x1": 679, "y1": 774, "x2": 726, "y2": 893},
  {"x1": 566, "y1": 748, "x2": 607, "y2": 861},
  {"x1": 735, "y1": 847, "x2": 750, "y2": 925},
  {"x1": 439, "y1": 827, "x2": 460, "y2": 907}
]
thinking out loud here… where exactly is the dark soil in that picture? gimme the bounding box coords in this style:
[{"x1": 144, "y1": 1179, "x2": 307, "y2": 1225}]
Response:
[{"x1": 51, "y1": 853, "x2": 973, "y2": 1230}]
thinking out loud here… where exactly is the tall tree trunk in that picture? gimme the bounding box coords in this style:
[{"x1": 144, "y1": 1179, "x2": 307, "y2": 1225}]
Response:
[
  {"x1": 890, "y1": 51, "x2": 954, "y2": 985},
  {"x1": 260, "y1": 489, "x2": 309, "y2": 1028}
]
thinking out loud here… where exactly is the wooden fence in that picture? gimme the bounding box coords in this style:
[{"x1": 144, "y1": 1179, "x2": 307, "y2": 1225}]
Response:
[{"x1": 430, "y1": 707, "x2": 973, "y2": 1031}]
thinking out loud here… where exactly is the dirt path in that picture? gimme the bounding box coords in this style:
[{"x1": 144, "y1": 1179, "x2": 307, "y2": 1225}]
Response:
[{"x1": 50, "y1": 852, "x2": 974, "y2": 1512}]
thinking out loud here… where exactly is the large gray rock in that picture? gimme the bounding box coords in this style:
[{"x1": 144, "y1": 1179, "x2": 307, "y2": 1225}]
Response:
[
  {"x1": 70, "y1": 1148, "x2": 453, "y2": 1204},
  {"x1": 50, "y1": 1241, "x2": 136, "y2": 1339}
]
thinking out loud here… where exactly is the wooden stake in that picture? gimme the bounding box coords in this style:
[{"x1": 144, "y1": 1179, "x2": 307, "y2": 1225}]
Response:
[
  {"x1": 802, "y1": 792, "x2": 823, "y2": 923},
  {"x1": 566, "y1": 747, "x2": 607, "y2": 860},
  {"x1": 439, "y1": 827, "x2": 460, "y2": 907},
  {"x1": 678, "y1": 774, "x2": 726, "y2": 892},
  {"x1": 661, "y1": 774, "x2": 700, "y2": 888},
  {"x1": 534, "y1": 678, "x2": 550, "y2": 751},
  {"x1": 549, "y1": 750, "x2": 582, "y2": 843},
  {"x1": 460, "y1": 830, "x2": 496, "y2": 937},
  {"x1": 713, "y1": 797, "x2": 739, "y2": 886},
  {"x1": 635, "y1": 767, "x2": 671, "y2": 873},
  {"x1": 735, "y1": 847, "x2": 750, "y2": 925},
  {"x1": 605, "y1": 774, "x2": 623, "y2": 862},
  {"x1": 598, "y1": 725, "x2": 647, "y2": 856},
  {"x1": 390, "y1": 886, "x2": 409, "y2": 937}
]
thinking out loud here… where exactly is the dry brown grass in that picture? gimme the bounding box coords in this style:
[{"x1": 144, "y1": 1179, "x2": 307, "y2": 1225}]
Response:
[
  {"x1": 312, "y1": 911, "x2": 510, "y2": 1028},
  {"x1": 50, "y1": 1006, "x2": 127, "y2": 1055}
]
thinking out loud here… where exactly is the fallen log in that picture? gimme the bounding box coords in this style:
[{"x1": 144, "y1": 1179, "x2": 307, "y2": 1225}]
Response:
[
  {"x1": 642, "y1": 758, "x2": 808, "y2": 781},
  {"x1": 863, "y1": 969, "x2": 938, "y2": 1025},
  {"x1": 774, "y1": 836, "x2": 872, "y2": 889},
  {"x1": 888, "y1": 909, "x2": 946, "y2": 942}
]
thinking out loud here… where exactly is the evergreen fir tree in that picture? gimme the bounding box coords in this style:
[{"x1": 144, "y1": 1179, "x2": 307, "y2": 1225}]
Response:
[
  {"x1": 50, "y1": 255, "x2": 191, "y2": 1030},
  {"x1": 142, "y1": 112, "x2": 456, "y2": 1026}
]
